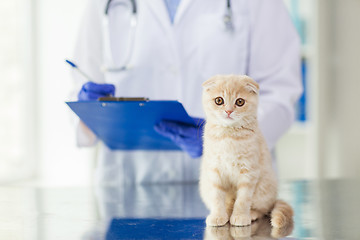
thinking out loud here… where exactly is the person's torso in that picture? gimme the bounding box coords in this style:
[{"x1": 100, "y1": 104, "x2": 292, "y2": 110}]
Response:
[{"x1": 97, "y1": 0, "x2": 251, "y2": 185}]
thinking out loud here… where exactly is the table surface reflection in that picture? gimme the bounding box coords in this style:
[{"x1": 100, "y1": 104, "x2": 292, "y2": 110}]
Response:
[{"x1": 1, "y1": 179, "x2": 359, "y2": 240}]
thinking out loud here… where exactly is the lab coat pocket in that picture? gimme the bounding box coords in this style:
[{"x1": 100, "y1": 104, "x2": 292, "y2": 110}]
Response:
[{"x1": 196, "y1": 14, "x2": 249, "y2": 80}]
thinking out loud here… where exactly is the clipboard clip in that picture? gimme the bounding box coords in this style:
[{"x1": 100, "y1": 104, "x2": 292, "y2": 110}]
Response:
[{"x1": 98, "y1": 97, "x2": 149, "y2": 102}]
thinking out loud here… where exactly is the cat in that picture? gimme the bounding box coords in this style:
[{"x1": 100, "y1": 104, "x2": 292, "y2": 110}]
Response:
[{"x1": 199, "y1": 75, "x2": 293, "y2": 232}]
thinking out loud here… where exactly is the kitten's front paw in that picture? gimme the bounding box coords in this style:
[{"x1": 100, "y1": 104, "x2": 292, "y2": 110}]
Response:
[
  {"x1": 206, "y1": 214, "x2": 229, "y2": 226},
  {"x1": 230, "y1": 214, "x2": 251, "y2": 226}
]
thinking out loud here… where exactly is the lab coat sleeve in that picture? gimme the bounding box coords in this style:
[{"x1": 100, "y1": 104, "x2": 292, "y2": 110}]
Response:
[
  {"x1": 247, "y1": 0, "x2": 303, "y2": 150},
  {"x1": 71, "y1": 0, "x2": 105, "y2": 147}
]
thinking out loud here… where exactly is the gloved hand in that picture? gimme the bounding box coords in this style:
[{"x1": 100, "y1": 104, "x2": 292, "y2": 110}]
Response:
[
  {"x1": 154, "y1": 117, "x2": 205, "y2": 158},
  {"x1": 78, "y1": 81, "x2": 115, "y2": 101}
]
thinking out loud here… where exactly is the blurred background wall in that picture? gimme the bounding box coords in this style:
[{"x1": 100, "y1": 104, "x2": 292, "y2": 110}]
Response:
[
  {"x1": 0, "y1": 0, "x2": 94, "y2": 186},
  {"x1": 316, "y1": 0, "x2": 360, "y2": 179},
  {"x1": 35, "y1": 0, "x2": 95, "y2": 185},
  {"x1": 0, "y1": 0, "x2": 359, "y2": 186}
]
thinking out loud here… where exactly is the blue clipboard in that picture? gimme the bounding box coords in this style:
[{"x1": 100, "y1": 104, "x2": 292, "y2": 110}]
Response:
[{"x1": 66, "y1": 100, "x2": 195, "y2": 150}]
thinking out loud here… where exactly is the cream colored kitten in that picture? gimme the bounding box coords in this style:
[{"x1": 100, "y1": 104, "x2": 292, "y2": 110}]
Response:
[{"x1": 199, "y1": 75, "x2": 294, "y2": 231}]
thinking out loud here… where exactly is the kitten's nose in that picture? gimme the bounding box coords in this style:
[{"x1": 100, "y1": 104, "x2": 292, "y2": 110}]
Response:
[{"x1": 225, "y1": 110, "x2": 233, "y2": 116}]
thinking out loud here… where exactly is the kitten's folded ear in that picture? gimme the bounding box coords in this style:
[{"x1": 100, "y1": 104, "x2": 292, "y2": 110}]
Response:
[
  {"x1": 243, "y1": 77, "x2": 259, "y2": 95},
  {"x1": 202, "y1": 76, "x2": 219, "y2": 90}
]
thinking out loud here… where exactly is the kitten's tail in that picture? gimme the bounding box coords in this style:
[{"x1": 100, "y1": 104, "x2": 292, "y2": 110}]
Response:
[{"x1": 270, "y1": 200, "x2": 294, "y2": 238}]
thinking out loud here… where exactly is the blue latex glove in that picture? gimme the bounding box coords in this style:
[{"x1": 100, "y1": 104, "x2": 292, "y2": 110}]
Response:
[
  {"x1": 154, "y1": 117, "x2": 205, "y2": 158},
  {"x1": 78, "y1": 81, "x2": 115, "y2": 101}
]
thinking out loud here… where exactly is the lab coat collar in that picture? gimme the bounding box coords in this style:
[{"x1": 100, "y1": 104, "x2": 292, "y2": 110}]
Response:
[{"x1": 143, "y1": 0, "x2": 194, "y2": 30}]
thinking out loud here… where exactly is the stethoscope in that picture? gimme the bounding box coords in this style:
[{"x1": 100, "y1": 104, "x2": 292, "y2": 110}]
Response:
[{"x1": 102, "y1": 0, "x2": 233, "y2": 72}]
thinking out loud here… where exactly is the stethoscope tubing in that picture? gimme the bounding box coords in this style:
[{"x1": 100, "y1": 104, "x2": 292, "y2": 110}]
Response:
[
  {"x1": 105, "y1": 0, "x2": 137, "y2": 15},
  {"x1": 102, "y1": 0, "x2": 138, "y2": 72}
]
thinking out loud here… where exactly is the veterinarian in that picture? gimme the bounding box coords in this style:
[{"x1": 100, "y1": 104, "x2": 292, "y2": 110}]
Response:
[{"x1": 72, "y1": 0, "x2": 302, "y2": 185}]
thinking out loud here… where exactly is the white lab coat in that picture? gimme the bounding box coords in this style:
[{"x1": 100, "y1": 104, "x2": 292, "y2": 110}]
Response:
[{"x1": 72, "y1": 0, "x2": 302, "y2": 185}]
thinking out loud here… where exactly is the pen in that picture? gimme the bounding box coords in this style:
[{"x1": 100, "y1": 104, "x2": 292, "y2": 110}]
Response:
[
  {"x1": 66, "y1": 59, "x2": 115, "y2": 98},
  {"x1": 65, "y1": 59, "x2": 93, "y2": 81}
]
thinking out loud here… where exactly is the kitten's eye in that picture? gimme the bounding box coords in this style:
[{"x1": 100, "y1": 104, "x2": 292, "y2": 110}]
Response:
[
  {"x1": 235, "y1": 98, "x2": 245, "y2": 107},
  {"x1": 214, "y1": 97, "x2": 224, "y2": 105}
]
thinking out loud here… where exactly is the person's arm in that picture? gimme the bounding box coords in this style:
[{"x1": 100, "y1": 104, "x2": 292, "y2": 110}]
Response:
[
  {"x1": 71, "y1": 0, "x2": 105, "y2": 147},
  {"x1": 247, "y1": 0, "x2": 303, "y2": 150}
]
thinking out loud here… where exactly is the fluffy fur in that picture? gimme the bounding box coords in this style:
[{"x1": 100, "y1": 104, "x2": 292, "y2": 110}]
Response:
[{"x1": 199, "y1": 75, "x2": 293, "y2": 233}]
